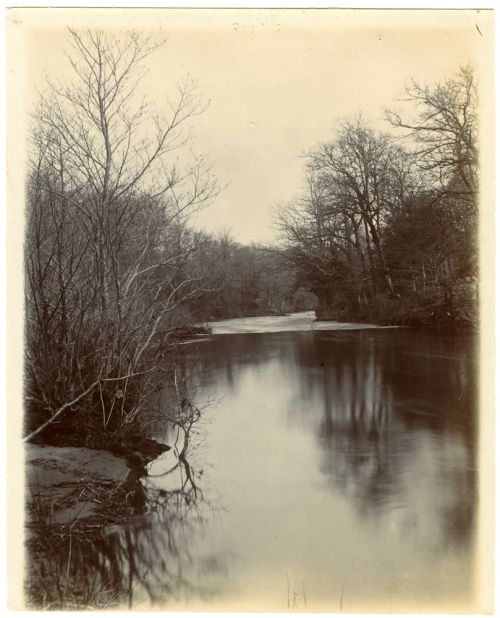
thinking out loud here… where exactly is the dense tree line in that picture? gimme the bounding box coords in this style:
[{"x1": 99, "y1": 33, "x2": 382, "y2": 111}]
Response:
[{"x1": 277, "y1": 66, "x2": 479, "y2": 328}]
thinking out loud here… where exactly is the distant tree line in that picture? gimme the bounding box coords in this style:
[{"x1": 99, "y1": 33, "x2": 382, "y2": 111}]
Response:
[
  {"x1": 276, "y1": 66, "x2": 479, "y2": 328},
  {"x1": 178, "y1": 231, "x2": 317, "y2": 321}
]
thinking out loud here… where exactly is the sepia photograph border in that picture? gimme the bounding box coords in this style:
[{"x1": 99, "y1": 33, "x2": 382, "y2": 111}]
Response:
[{"x1": 4, "y1": 2, "x2": 497, "y2": 614}]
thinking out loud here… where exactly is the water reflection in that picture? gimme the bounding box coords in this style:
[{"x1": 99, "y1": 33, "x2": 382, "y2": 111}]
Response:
[
  {"x1": 27, "y1": 326, "x2": 478, "y2": 611},
  {"x1": 183, "y1": 328, "x2": 477, "y2": 609},
  {"x1": 26, "y1": 388, "x2": 223, "y2": 609},
  {"x1": 290, "y1": 331, "x2": 476, "y2": 553},
  {"x1": 27, "y1": 474, "x2": 213, "y2": 608}
]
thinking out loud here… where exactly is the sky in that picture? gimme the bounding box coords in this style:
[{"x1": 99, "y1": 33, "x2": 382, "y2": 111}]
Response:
[{"x1": 14, "y1": 8, "x2": 492, "y2": 244}]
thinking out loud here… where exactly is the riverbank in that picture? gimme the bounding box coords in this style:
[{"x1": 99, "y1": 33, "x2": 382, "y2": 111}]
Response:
[
  {"x1": 314, "y1": 279, "x2": 479, "y2": 331},
  {"x1": 315, "y1": 314, "x2": 477, "y2": 333},
  {"x1": 170, "y1": 324, "x2": 212, "y2": 341},
  {"x1": 25, "y1": 322, "x2": 209, "y2": 462},
  {"x1": 25, "y1": 438, "x2": 172, "y2": 608},
  {"x1": 25, "y1": 438, "x2": 171, "y2": 536},
  {"x1": 23, "y1": 331, "x2": 204, "y2": 608}
]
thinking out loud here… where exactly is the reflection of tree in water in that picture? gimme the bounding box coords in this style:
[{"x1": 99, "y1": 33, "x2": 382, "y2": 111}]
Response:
[
  {"x1": 293, "y1": 330, "x2": 477, "y2": 552},
  {"x1": 188, "y1": 333, "x2": 285, "y2": 392},
  {"x1": 32, "y1": 488, "x2": 209, "y2": 608},
  {"x1": 26, "y1": 375, "x2": 221, "y2": 609},
  {"x1": 184, "y1": 329, "x2": 477, "y2": 555}
]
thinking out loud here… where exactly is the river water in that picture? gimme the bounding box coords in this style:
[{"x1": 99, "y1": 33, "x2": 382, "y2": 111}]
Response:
[
  {"x1": 42, "y1": 313, "x2": 480, "y2": 611},
  {"x1": 140, "y1": 312, "x2": 478, "y2": 611}
]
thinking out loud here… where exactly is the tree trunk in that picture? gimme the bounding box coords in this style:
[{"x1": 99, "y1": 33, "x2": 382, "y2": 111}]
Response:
[{"x1": 366, "y1": 217, "x2": 400, "y2": 299}]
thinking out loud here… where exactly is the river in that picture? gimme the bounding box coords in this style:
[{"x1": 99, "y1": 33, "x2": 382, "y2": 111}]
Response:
[{"x1": 37, "y1": 312, "x2": 480, "y2": 611}]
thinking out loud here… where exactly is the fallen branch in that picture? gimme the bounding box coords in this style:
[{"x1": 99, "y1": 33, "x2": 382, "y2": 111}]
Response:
[
  {"x1": 23, "y1": 371, "x2": 152, "y2": 443},
  {"x1": 23, "y1": 380, "x2": 100, "y2": 443}
]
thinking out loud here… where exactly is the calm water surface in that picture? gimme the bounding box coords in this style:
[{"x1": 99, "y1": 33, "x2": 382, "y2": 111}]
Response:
[{"x1": 64, "y1": 314, "x2": 480, "y2": 610}]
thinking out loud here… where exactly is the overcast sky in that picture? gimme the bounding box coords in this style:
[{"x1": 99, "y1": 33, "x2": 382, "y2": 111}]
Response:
[{"x1": 18, "y1": 8, "x2": 490, "y2": 244}]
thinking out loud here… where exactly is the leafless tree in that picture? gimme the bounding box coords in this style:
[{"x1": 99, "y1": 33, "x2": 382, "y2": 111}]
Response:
[
  {"x1": 307, "y1": 119, "x2": 403, "y2": 299},
  {"x1": 386, "y1": 65, "x2": 478, "y2": 212},
  {"x1": 25, "y1": 29, "x2": 217, "y2": 443},
  {"x1": 277, "y1": 69, "x2": 479, "y2": 326}
]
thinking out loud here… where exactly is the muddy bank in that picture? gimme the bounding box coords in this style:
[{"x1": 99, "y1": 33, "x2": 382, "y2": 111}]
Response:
[
  {"x1": 25, "y1": 421, "x2": 202, "y2": 609},
  {"x1": 24, "y1": 440, "x2": 172, "y2": 608},
  {"x1": 26, "y1": 445, "x2": 131, "y2": 526},
  {"x1": 26, "y1": 438, "x2": 170, "y2": 524}
]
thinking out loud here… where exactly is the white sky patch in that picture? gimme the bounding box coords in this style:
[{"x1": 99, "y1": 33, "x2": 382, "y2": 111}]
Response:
[{"x1": 20, "y1": 9, "x2": 487, "y2": 244}]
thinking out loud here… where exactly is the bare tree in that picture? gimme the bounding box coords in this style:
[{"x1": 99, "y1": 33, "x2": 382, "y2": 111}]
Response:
[
  {"x1": 25, "y1": 29, "x2": 217, "y2": 443},
  {"x1": 308, "y1": 119, "x2": 401, "y2": 298},
  {"x1": 386, "y1": 66, "x2": 479, "y2": 324},
  {"x1": 277, "y1": 68, "x2": 479, "y2": 327},
  {"x1": 386, "y1": 65, "x2": 478, "y2": 212}
]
